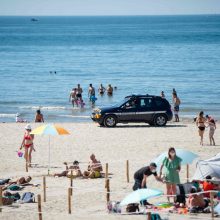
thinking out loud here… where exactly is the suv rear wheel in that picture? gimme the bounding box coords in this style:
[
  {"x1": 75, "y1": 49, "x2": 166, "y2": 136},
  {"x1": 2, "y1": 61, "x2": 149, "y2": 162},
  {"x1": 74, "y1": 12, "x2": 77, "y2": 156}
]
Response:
[
  {"x1": 104, "y1": 115, "x2": 117, "y2": 127},
  {"x1": 154, "y1": 114, "x2": 167, "y2": 126}
]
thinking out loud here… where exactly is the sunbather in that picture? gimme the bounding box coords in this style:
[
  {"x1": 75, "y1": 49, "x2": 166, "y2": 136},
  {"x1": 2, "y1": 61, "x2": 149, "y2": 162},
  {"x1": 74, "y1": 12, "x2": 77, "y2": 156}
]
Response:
[
  {"x1": 83, "y1": 154, "x2": 103, "y2": 178},
  {"x1": 54, "y1": 160, "x2": 82, "y2": 177}
]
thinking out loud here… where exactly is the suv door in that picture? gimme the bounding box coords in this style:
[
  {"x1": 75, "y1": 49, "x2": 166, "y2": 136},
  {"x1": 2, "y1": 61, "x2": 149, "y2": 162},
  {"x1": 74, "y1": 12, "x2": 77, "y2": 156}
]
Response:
[
  {"x1": 118, "y1": 98, "x2": 138, "y2": 122},
  {"x1": 136, "y1": 97, "x2": 155, "y2": 121}
]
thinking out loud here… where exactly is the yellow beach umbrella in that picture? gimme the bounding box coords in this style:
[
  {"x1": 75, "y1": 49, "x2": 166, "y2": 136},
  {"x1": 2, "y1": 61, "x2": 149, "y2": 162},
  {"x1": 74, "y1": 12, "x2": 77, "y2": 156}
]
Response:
[{"x1": 31, "y1": 124, "x2": 70, "y2": 174}]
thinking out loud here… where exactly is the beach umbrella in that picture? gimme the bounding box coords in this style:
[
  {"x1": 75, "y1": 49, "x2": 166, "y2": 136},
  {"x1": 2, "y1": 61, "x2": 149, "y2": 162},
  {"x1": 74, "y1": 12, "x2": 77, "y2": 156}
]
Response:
[
  {"x1": 153, "y1": 149, "x2": 198, "y2": 167},
  {"x1": 31, "y1": 124, "x2": 70, "y2": 174},
  {"x1": 120, "y1": 188, "x2": 163, "y2": 206}
]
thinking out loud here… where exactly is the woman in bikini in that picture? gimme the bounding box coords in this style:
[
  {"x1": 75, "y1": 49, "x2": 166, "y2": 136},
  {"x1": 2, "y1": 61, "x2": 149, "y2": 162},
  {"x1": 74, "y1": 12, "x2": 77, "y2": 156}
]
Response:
[
  {"x1": 20, "y1": 124, "x2": 35, "y2": 166},
  {"x1": 196, "y1": 111, "x2": 206, "y2": 146}
]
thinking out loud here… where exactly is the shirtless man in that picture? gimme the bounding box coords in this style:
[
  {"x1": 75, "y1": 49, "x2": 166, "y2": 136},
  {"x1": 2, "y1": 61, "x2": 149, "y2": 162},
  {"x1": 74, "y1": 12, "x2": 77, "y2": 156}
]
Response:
[
  {"x1": 76, "y1": 84, "x2": 83, "y2": 101},
  {"x1": 88, "y1": 84, "x2": 95, "y2": 101},
  {"x1": 69, "y1": 88, "x2": 77, "y2": 107},
  {"x1": 107, "y1": 84, "x2": 113, "y2": 96},
  {"x1": 35, "y1": 110, "x2": 44, "y2": 122},
  {"x1": 83, "y1": 154, "x2": 103, "y2": 178},
  {"x1": 173, "y1": 93, "x2": 181, "y2": 122}
]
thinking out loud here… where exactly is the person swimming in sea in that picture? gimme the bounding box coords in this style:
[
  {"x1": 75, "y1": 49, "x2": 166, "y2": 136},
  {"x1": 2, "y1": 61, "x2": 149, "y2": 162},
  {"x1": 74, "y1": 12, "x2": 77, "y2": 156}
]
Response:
[
  {"x1": 35, "y1": 109, "x2": 44, "y2": 122},
  {"x1": 98, "y1": 84, "x2": 106, "y2": 95},
  {"x1": 107, "y1": 84, "x2": 113, "y2": 96}
]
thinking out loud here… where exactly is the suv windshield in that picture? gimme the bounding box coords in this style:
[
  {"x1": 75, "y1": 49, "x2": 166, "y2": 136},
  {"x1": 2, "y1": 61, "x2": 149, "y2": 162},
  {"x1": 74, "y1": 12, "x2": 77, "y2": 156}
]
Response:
[{"x1": 113, "y1": 98, "x2": 130, "y2": 107}]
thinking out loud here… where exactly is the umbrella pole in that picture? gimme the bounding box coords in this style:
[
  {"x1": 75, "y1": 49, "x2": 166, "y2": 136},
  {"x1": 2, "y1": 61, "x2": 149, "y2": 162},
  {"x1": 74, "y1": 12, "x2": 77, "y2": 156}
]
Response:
[
  {"x1": 48, "y1": 136, "x2": 50, "y2": 175},
  {"x1": 186, "y1": 164, "x2": 189, "y2": 183}
]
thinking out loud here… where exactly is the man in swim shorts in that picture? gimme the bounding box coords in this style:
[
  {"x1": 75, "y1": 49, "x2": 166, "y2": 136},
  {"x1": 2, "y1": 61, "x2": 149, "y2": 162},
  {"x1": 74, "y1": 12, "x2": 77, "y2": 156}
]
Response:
[
  {"x1": 76, "y1": 84, "x2": 83, "y2": 101},
  {"x1": 83, "y1": 154, "x2": 103, "y2": 178},
  {"x1": 69, "y1": 88, "x2": 77, "y2": 107}
]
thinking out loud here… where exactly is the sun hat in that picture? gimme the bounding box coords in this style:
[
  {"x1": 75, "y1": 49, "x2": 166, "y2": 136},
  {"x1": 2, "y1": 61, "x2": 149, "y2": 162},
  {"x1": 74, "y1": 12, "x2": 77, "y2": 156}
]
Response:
[{"x1": 25, "y1": 124, "x2": 32, "y2": 130}]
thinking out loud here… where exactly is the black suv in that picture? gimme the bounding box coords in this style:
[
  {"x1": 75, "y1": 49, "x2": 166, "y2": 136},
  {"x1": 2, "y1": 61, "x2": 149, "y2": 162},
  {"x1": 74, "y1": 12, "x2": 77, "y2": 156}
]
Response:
[{"x1": 91, "y1": 94, "x2": 173, "y2": 127}]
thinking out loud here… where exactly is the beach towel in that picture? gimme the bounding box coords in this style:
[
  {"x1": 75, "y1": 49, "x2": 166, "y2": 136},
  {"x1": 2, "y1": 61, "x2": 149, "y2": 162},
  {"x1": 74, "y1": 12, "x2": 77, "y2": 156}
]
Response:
[
  {"x1": 20, "y1": 192, "x2": 35, "y2": 203},
  {"x1": 7, "y1": 184, "x2": 23, "y2": 191}
]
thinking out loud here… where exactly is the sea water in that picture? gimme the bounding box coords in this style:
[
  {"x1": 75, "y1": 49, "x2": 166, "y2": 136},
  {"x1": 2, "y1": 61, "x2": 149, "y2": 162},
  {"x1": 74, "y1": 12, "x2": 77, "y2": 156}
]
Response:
[{"x1": 0, "y1": 15, "x2": 220, "y2": 122}]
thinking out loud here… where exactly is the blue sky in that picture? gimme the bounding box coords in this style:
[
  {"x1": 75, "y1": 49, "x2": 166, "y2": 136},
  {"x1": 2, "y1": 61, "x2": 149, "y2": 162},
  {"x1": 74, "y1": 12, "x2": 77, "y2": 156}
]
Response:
[{"x1": 0, "y1": 0, "x2": 220, "y2": 16}]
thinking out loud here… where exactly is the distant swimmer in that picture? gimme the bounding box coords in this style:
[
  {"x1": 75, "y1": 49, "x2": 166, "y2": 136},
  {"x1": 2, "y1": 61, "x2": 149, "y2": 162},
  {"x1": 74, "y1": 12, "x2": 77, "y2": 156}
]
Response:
[
  {"x1": 35, "y1": 110, "x2": 44, "y2": 123},
  {"x1": 161, "y1": 91, "x2": 165, "y2": 98},
  {"x1": 69, "y1": 88, "x2": 77, "y2": 107},
  {"x1": 114, "y1": 86, "x2": 117, "y2": 90},
  {"x1": 76, "y1": 84, "x2": 83, "y2": 101},
  {"x1": 107, "y1": 84, "x2": 113, "y2": 96},
  {"x1": 98, "y1": 84, "x2": 106, "y2": 95}
]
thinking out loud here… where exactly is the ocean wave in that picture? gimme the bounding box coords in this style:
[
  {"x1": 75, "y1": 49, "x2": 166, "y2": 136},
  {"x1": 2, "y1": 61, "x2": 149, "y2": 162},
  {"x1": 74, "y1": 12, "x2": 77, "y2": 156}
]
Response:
[
  {"x1": 0, "y1": 113, "x2": 16, "y2": 118},
  {"x1": 19, "y1": 106, "x2": 72, "y2": 110},
  {"x1": 58, "y1": 115, "x2": 90, "y2": 118}
]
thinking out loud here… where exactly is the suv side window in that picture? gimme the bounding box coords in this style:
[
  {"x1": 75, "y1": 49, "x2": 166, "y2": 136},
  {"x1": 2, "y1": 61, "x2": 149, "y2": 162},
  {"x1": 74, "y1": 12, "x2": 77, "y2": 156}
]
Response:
[
  {"x1": 123, "y1": 99, "x2": 138, "y2": 109},
  {"x1": 155, "y1": 99, "x2": 168, "y2": 109},
  {"x1": 139, "y1": 98, "x2": 153, "y2": 109}
]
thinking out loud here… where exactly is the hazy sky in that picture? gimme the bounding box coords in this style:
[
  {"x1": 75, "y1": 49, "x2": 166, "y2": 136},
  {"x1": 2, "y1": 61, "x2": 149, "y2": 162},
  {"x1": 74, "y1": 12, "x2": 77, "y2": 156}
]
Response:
[{"x1": 0, "y1": 0, "x2": 220, "y2": 16}]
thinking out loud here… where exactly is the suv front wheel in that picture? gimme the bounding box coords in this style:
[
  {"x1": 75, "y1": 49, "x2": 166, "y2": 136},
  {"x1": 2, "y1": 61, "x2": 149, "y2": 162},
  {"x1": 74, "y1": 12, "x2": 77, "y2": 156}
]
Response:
[
  {"x1": 154, "y1": 114, "x2": 167, "y2": 126},
  {"x1": 104, "y1": 115, "x2": 117, "y2": 127}
]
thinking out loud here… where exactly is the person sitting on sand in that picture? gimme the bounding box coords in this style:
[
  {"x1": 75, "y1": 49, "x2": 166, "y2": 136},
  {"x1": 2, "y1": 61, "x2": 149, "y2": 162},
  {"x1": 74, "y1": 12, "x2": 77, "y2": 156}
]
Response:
[
  {"x1": 15, "y1": 113, "x2": 27, "y2": 123},
  {"x1": 187, "y1": 187, "x2": 208, "y2": 213},
  {"x1": 54, "y1": 160, "x2": 82, "y2": 178},
  {"x1": 83, "y1": 154, "x2": 103, "y2": 178},
  {"x1": 202, "y1": 175, "x2": 214, "y2": 198},
  {"x1": 35, "y1": 109, "x2": 44, "y2": 122}
]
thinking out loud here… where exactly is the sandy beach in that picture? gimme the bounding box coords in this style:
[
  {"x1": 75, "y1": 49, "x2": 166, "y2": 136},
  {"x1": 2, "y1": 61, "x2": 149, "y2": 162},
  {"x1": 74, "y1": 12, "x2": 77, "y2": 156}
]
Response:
[{"x1": 0, "y1": 121, "x2": 219, "y2": 220}]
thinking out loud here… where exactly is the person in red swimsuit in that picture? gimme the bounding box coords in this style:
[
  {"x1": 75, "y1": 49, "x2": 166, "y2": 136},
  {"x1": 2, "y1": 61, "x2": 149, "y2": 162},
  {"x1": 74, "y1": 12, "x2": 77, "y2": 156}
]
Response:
[{"x1": 20, "y1": 124, "x2": 35, "y2": 167}]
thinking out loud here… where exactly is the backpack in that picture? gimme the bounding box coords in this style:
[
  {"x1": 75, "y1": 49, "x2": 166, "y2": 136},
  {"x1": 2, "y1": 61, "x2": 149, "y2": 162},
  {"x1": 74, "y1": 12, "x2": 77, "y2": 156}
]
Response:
[
  {"x1": 20, "y1": 192, "x2": 35, "y2": 203},
  {"x1": 107, "y1": 201, "x2": 121, "y2": 213},
  {"x1": 0, "y1": 179, "x2": 10, "y2": 185},
  {"x1": 126, "y1": 203, "x2": 139, "y2": 213}
]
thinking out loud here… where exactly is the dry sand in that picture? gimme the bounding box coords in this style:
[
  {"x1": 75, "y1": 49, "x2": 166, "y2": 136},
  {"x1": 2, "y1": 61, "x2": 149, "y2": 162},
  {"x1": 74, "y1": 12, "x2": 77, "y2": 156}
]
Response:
[{"x1": 0, "y1": 122, "x2": 220, "y2": 220}]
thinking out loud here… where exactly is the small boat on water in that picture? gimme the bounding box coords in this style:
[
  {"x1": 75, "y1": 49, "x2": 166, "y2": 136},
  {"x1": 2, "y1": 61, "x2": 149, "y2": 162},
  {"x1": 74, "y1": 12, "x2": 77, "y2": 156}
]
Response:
[{"x1": 31, "y1": 18, "x2": 38, "y2": 22}]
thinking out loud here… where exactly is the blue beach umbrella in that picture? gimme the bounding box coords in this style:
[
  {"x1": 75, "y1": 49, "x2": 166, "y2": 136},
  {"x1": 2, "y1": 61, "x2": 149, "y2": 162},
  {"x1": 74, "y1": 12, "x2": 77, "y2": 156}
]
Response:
[
  {"x1": 153, "y1": 149, "x2": 198, "y2": 167},
  {"x1": 120, "y1": 188, "x2": 163, "y2": 206}
]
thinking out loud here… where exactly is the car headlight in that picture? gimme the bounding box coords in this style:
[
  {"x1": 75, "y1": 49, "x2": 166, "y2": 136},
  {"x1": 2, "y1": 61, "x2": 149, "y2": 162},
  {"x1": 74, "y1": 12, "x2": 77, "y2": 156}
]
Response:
[{"x1": 95, "y1": 113, "x2": 101, "y2": 119}]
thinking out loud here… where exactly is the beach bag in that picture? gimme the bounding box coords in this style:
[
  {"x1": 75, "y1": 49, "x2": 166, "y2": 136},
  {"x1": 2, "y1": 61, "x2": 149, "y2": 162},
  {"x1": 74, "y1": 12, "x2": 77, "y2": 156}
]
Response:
[
  {"x1": 0, "y1": 179, "x2": 10, "y2": 185},
  {"x1": 8, "y1": 184, "x2": 23, "y2": 191},
  {"x1": 107, "y1": 201, "x2": 121, "y2": 213},
  {"x1": 4, "y1": 191, "x2": 21, "y2": 201},
  {"x1": 20, "y1": 192, "x2": 35, "y2": 203},
  {"x1": 126, "y1": 203, "x2": 139, "y2": 213},
  {"x1": 176, "y1": 184, "x2": 186, "y2": 204},
  {"x1": 151, "y1": 213, "x2": 162, "y2": 220}
]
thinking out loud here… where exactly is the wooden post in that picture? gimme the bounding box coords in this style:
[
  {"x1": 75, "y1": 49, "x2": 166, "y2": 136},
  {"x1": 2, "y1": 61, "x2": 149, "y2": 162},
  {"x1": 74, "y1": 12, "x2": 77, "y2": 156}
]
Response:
[
  {"x1": 186, "y1": 164, "x2": 189, "y2": 183},
  {"x1": 0, "y1": 187, "x2": 3, "y2": 212},
  {"x1": 68, "y1": 188, "x2": 72, "y2": 214},
  {"x1": 147, "y1": 212, "x2": 151, "y2": 220},
  {"x1": 210, "y1": 191, "x2": 214, "y2": 219},
  {"x1": 43, "y1": 176, "x2": 46, "y2": 202},
  {"x1": 106, "y1": 179, "x2": 110, "y2": 203},
  {"x1": 37, "y1": 194, "x2": 42, "y2": 220},
  {"x1": 105, "y1": 163, "x2": 108, "y2": 180},
  {"x1": 70, "y1": 170, "x2": 73, "y2": 196},
  {"x1": 126, "y1": 160, "x2": 129, "y2": 183},
  {"x1": 26, "y1": 162, "x2": 28, "y2": 172}
]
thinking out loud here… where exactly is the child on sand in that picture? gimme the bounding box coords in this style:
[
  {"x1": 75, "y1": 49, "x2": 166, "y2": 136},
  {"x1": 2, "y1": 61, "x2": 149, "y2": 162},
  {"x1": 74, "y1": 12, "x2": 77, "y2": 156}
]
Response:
[{"x1": 207, "y1": 119, "x2": 216, "y2": 145}]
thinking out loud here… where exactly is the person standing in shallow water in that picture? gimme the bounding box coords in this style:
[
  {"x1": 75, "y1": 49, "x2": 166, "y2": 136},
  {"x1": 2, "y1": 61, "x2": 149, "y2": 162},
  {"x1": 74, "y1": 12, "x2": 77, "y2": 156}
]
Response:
[
  {"x1": 107, "y1": 84, "x2": 113, "y2": 96},
  {"x1": 161, "y1": 91, "x2": 165, "y2": 98},
  {"x1": 196, "y1": 111, "x2": 206, "y2": 146},
  {"x1": 35, "y1": 110, "x2": 44, "y2": 122}
]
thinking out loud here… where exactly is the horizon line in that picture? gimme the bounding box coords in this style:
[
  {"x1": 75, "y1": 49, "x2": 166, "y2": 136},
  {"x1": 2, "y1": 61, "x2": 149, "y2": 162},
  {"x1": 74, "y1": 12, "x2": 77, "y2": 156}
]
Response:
[{"x1": 0, "y1": 13, "x2": 220, "y2": 17}]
